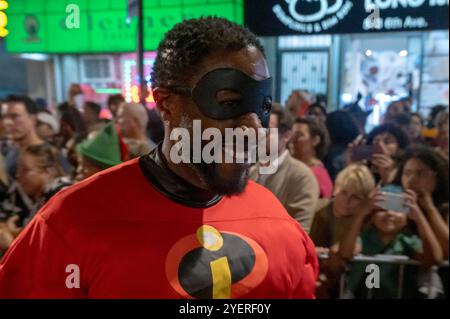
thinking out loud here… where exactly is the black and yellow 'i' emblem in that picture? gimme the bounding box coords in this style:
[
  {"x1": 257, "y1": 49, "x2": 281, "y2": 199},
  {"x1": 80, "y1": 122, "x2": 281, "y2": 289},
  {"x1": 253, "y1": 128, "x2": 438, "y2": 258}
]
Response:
[{"x1": 166, "y1": 225, "x2": 268, "y2": 299}]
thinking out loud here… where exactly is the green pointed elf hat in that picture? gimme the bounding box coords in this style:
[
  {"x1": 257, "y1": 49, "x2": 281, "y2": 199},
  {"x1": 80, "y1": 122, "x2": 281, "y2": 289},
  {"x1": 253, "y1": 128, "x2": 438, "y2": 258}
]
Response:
[{"x1": 77, "y1": 123, "x2": 123, "y2": 169}]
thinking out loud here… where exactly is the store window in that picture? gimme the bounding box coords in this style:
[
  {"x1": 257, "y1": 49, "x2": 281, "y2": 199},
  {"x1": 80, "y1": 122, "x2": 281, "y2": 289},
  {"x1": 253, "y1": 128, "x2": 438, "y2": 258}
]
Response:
[
  {"x1": 420, "y1": 31, "x2": 449, "y2": 116},
  {"x1": 80, "y1": 55, "x2": 115, "y2": 84},
  {"x1": 278, "y1": 35, "x2": 331, "y2": 104},
  {"x1": 120, "y1": 52, "x2": 156, "y2": 106},
  {"x1": 279, "y1": 50, "x2": 329, "y2": 105},
  {"x1": 340, "y1": 32, "x2": 424, "y2": 131}
]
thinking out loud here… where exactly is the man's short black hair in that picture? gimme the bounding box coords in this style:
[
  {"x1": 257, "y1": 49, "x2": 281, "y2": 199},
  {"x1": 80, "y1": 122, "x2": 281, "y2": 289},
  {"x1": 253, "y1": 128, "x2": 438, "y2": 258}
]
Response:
[
  {"x1": 61, "y1": 107, "x2": 87, "y2": 137},
  {"x1": 2, "y1": 95, "x2": 38, "y2": 115},
  {"x1": 326, "y1": 111, "x2": 360, "y2": 146},
  {"x1": 107, "y1": 94, "x2": 125, "y2": 107},
  {"x1": 151, "y1": 16, "x2": 265, "y2": 90},
  {"x1": 84, "y1": 102, "x2": 102, "y2": 118}
]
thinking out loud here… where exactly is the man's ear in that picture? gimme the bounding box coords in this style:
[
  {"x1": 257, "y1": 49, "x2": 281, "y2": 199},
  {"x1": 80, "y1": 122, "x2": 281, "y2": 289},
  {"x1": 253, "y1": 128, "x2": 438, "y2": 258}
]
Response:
[{"x1": 153, "y1": 87, "x2": 172, "y2": 122}]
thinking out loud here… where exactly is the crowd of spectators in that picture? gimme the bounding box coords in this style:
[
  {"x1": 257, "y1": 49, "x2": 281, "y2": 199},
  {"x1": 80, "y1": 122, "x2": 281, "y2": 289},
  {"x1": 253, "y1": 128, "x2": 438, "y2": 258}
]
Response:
[{"x1": 0, "y1": 85, "x2": 448, "y2": 299}]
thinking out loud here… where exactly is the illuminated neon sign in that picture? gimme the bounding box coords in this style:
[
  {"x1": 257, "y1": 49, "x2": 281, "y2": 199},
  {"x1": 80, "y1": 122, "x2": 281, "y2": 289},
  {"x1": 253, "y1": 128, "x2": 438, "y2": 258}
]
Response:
[
  {"x1": 121, "y1": 52, "x2": 156, "y2": 107},
  {"x1": 0, "y1": 0, "x2": 8, "y2": 37},
  {"x1": 6, "y1": 0, "x2": 243, "y2": 53}
]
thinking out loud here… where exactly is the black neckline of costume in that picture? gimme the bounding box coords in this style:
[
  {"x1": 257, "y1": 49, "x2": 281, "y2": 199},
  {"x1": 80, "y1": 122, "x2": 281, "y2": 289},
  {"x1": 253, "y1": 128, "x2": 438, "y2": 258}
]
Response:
[{"x1": 138, "y1": 145, "x2": 223, "y2": 209}]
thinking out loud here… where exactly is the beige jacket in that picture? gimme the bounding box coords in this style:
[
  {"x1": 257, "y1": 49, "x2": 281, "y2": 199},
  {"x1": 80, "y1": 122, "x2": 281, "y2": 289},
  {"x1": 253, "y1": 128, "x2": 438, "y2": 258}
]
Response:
[{"x1": 250, "y1": 152, "x2": 319, "y2": 233}]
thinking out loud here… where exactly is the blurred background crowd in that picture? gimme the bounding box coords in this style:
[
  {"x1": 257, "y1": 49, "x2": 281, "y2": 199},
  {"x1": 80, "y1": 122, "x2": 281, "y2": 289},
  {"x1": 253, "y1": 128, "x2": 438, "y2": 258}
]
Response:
[
  {"x1": 0, "y1": 86, "x2": 448, "y2": 299},
  {"x1": 0, "y1": 0, "x2": 449, "y2": 299}
]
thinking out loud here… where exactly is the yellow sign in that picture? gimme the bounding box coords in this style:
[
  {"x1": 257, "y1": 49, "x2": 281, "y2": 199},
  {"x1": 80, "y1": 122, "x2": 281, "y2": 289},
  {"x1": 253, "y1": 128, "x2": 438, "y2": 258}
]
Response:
[{"x1": 0, "y1": 0, "x2": 8, "y2": 37}]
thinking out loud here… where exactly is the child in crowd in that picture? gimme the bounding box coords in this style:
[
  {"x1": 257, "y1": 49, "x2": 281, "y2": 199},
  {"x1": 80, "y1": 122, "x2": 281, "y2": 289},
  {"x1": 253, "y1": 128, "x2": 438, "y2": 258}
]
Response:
[{"x1": 338, "y1": 177, "x2": 444, "y2": 298}]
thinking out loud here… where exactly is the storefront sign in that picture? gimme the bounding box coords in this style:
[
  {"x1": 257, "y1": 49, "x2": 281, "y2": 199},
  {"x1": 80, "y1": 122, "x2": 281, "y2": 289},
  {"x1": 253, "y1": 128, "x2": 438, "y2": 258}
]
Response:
[
  {"x1": 6, "y1": 0, "x2": 243, "y2": 53},
  {"x1": 245, "y1": 0, "x2": 449, "y2": 36}
]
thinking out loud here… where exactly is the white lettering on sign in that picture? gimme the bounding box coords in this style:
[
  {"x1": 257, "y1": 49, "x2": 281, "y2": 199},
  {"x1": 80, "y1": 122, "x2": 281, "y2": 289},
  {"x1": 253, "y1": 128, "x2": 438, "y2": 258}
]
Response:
[
  {"x1": 403, "y1": 16, "x2": 428, "y2": 28},
  {"x1": 285, "y1": 0, "x2": 344, "y2": 23},
  {"x1": 271, "y1": 0, "x2": 446, "y2": 33},
  {"x1": 365, "y1": 0, "x2": 448, "y2": 10},
  {"x1": 273, "y1": 0, "x2": 353, "y2": 33}
]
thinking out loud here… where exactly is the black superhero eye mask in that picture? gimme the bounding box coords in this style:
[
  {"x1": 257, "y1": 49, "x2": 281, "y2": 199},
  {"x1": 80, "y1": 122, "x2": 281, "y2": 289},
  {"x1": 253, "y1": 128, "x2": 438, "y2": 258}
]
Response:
[{"x1": 169, "y1": 68, "x2": 273, "y2": 128}]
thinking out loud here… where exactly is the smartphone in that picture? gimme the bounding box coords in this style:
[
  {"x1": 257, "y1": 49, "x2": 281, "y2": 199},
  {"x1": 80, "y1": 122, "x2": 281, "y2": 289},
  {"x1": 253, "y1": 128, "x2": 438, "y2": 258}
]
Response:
[
  {"x1": 352, "y1": 145, "x2": 375, "y2": 162},
  {"x1": 377, "y1": 192, "x2": 410, "y2": 214},
  {"x1": 381, "y1": 184, "x2": 404, "y2": 194}
]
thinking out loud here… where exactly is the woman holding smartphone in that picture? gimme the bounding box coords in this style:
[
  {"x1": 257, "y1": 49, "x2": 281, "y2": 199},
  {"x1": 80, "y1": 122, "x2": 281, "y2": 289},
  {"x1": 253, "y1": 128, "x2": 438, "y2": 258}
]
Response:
[
  {"x1": 394, "y1": 146, "x2": 449, "y2": 259},
  {"x1": 347, "y1": 124, "x2": 410, "y2": 186}
]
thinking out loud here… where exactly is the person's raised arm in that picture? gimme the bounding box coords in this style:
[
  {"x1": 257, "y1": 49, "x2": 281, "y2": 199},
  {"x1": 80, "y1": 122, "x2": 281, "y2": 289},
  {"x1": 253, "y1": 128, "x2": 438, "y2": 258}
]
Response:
[
  {"x1": 344, "y1": 134, "x2": 365, "y2": 167},
  {"x1": 418, "y1": 191, "x2": 449, "y2": 259},
  {"x1": 338, "y1": 191, "x2": 380, "y2": 261},
  {"x1": 371, "y1": 141, "x2": 396, "y2": 185},
  {"x1": 405, "y1": 191, "x2": 444, "y2": 267}
]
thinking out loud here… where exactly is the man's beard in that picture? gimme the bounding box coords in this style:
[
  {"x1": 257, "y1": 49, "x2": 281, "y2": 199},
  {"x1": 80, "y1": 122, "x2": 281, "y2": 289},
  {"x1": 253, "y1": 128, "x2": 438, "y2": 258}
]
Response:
[
  {"x1": 190, "y1": 161, "x2": 250, "y2": 196},
  {"x1": 180, "y1": 115, "x2": 251, "y2": 196}
]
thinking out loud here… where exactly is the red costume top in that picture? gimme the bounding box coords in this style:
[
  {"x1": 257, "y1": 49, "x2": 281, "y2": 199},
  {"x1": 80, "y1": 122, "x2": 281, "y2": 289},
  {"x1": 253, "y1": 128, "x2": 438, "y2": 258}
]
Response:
[{"x1": 0, "y1": 158, "x2": 318, "y2": 299}]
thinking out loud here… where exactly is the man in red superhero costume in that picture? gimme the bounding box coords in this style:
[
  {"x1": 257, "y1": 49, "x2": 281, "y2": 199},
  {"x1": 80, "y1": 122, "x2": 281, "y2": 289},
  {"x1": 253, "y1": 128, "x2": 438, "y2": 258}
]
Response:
[{"x1": 0, "y1": 17, "x2": 318, "y2": 299}]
